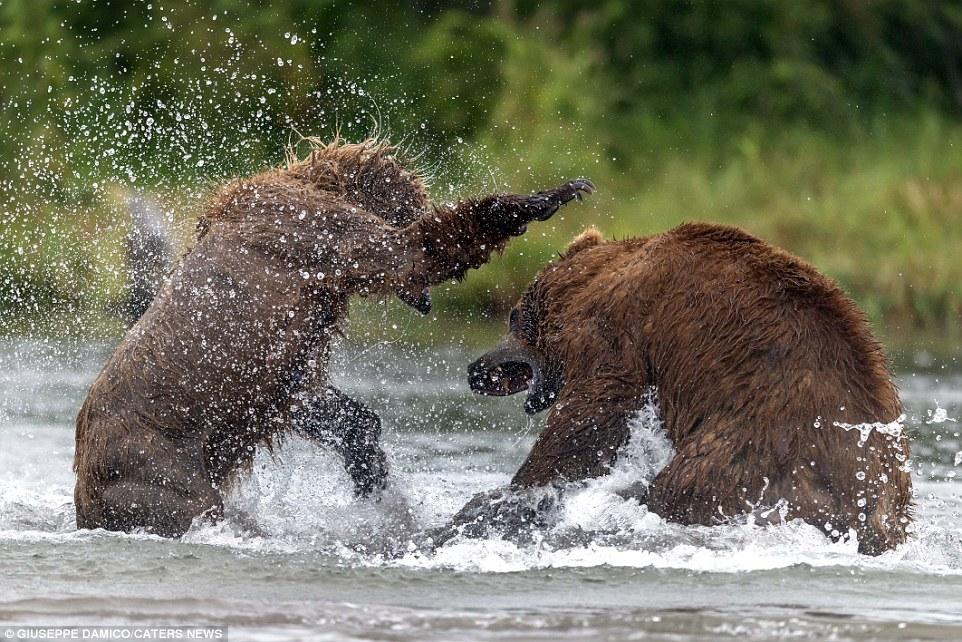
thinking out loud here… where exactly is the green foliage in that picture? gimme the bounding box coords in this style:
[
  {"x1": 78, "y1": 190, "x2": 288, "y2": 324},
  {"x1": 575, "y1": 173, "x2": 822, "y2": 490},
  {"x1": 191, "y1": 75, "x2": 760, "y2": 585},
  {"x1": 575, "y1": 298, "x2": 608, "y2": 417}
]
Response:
[
  {"x1": 1, "y1": 1, "x2": 961, "y2": 342},
  {"x1": 409, "y1": 12, "x2": 509, "y2": 139},
  {"x1": 434, "y1": 118, "x2": 962, "y2": 338}
]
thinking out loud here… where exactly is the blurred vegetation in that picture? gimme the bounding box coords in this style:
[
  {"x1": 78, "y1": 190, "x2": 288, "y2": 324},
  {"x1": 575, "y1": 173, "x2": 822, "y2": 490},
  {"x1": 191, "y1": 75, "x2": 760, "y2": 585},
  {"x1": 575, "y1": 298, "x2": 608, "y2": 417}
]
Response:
[{"x1": 1, "y1": 0, "x2": 961, "y2": 351}]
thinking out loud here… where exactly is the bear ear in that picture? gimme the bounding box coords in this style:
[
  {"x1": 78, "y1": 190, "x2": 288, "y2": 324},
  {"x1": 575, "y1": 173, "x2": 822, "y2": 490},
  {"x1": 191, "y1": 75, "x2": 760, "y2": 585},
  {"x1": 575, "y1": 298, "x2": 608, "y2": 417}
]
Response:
[{"x1": 562, "y1": 227, "x2": 604, "y2": 259}]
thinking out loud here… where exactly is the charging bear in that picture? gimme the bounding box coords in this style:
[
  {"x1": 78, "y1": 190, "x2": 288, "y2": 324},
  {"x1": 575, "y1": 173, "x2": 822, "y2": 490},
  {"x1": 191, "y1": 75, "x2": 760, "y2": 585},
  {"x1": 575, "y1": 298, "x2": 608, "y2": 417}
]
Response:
[{"x1": 465, "y1": 224, "x2": 911, "y2": 554}]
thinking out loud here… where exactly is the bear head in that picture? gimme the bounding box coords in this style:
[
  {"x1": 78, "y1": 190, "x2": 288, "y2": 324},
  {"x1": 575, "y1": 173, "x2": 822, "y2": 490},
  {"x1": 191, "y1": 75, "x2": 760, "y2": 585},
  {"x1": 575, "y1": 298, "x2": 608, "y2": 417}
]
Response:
[
  {"x1": 468, "y1": 227, "x2": 611, "y2": 414},
  {"x1": 288, "y1": 138, "x2": 430, "y2": 228}
]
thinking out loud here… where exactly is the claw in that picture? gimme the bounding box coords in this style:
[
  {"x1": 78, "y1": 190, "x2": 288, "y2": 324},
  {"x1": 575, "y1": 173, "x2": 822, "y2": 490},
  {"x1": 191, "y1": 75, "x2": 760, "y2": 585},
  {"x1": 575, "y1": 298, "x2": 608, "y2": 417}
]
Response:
[
  {"x1": 397, "y1": 287, "x2": 432, "y2": 315},
  {"x1": 571, "y1": 178, "x2": 595, "y2": 194},
  {"x1": 529, "y1": 178, "x2": 594, "y2": 222}
]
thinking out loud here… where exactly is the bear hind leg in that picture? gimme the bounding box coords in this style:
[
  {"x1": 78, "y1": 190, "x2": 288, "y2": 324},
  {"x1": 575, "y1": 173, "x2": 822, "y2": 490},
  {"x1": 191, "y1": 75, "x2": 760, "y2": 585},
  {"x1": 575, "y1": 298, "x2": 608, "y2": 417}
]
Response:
[{"x1": 98, "y1": 480, "x2": 222, "y2": 537}]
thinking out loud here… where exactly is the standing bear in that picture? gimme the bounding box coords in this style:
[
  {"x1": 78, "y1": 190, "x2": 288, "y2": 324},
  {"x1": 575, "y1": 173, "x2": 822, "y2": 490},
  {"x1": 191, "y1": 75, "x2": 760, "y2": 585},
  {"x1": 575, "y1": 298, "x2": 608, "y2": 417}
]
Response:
[
  {"x1": 465, "y1": 223, "x2": 912, "y2": 555},
  {"x1": 74, "y1": 138, "x2": 593, "y2": 536}
]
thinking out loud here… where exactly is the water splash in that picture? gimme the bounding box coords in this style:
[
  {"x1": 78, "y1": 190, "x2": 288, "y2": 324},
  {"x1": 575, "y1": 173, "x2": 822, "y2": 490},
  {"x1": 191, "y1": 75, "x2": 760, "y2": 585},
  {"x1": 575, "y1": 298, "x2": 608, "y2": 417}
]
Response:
[
  {"x1": 0, "y1": 342, "x2": 960, "y2": 581},
  {"x1": 928, "y1": 405, "x2": 957, "y2": 424},
  {"x1": 832, "y1": 415, "x2": 905, "y2": 447}
]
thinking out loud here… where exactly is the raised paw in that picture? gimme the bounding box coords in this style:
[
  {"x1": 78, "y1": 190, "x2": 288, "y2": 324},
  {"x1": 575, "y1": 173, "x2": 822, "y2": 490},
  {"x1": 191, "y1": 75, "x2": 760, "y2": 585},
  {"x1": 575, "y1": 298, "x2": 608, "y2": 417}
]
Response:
[
  {"x1": 395, "y1": 284, "x2": 432, "y2": 315},
  {"x1": 347, "y1": 446, "x2": 388, "y2": 498},
  {"x1": 482, "y1": 178, "x2": 594, "y2": 237},
  {"x1": 530, "y1": 178, "x2": 595, "y2": 221}
]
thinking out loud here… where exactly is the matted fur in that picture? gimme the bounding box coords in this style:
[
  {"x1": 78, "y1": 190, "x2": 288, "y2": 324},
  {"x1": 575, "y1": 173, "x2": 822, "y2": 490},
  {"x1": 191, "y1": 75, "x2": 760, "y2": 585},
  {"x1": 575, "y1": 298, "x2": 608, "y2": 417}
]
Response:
[
  {"x1": 469, "y1": 223, "x2": 912, "y2": 555},
  {"x1": 74, "y1": 137, "x2": 592, "y2": 536}
]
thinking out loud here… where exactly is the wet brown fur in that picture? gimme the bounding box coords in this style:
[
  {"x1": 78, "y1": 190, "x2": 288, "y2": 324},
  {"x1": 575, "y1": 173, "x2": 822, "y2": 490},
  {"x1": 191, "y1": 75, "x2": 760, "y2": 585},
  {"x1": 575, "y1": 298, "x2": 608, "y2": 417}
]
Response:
[
  {"x1": 492, "y1": 223, "x2": 912, "y2": 554},
  {"x1": 74, "y1": 138, "x2": 592, "y2": 536}
]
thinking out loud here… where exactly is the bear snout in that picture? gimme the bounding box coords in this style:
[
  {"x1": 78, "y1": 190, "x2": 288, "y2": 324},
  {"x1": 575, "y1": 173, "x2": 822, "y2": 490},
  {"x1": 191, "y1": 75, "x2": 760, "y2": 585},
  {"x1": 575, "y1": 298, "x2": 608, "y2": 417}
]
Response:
[
  {"x1": 467, "y1": 337, "x2": 542, "y2": 399},
  {"x1": 468, "y1": 358, "x2": 534, "y2": 396}
]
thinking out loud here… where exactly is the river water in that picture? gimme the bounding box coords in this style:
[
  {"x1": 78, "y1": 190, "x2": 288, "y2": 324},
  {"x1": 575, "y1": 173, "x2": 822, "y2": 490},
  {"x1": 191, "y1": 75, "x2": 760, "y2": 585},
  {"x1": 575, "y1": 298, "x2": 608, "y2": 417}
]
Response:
[{"x1": 0, "y1": 337, "x2": 960, "y2": 641}]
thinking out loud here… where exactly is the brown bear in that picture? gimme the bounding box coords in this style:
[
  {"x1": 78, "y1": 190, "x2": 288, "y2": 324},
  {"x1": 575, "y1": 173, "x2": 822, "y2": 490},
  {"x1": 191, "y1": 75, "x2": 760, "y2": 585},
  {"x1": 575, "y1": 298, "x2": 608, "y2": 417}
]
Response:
[
  {"x1": 463, "y1": 223, "x2": 912, "y2": 555},
  {"x1": 74, "y1": 138, "x2": 593, "y2": 536}
]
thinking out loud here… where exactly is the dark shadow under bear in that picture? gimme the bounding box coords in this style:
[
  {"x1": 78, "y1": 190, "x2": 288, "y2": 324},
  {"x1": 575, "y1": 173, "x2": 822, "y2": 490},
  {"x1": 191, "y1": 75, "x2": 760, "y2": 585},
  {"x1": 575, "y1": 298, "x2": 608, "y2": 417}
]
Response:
[
  {"x1": 74, "y1": 139, "x2": 593, "y2": 536},
  {"x1": 461, "y1": 223, "x2": 912, "y2": 555}
]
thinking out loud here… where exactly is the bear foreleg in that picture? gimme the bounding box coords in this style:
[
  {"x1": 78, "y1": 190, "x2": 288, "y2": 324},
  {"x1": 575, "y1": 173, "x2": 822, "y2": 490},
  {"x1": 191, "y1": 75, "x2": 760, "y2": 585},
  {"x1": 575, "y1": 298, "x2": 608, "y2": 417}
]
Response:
[
  {"x1": 511, "y1": 379, "x2": 637, "y2": 487},
  {"x1": 412, "y1": 179, "x2": 596, "y2": 284},
  {"x1": 290, "y1": 385, "x2": 388, "y2": 497},
  {"x1": 343, "y1": 180, "x2": 594, "y2": 313}
]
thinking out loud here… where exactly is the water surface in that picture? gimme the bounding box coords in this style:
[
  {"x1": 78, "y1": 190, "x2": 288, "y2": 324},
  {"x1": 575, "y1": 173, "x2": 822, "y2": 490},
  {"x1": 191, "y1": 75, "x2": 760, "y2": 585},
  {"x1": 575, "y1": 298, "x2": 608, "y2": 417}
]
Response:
[{"x1": 0, "y1": 338, "x2": 960, "y2": 641}]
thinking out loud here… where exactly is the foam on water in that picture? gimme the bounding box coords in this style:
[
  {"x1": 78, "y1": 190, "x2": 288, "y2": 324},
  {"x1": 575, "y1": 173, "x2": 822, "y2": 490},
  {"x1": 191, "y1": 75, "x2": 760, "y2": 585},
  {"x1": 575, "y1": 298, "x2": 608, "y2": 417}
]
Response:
[
  {"x1": 0, "y1": 343, "x2": 960, "y2": 586},
  {"x1": 1, "y1": 424, "x2": 959, "y2": 579},
  {"x1": 383, "y1": 399, "x2": 961, "y2": 575},
  {"x1": 111, "y1": 395, "x2": 954, "y2": 578}
]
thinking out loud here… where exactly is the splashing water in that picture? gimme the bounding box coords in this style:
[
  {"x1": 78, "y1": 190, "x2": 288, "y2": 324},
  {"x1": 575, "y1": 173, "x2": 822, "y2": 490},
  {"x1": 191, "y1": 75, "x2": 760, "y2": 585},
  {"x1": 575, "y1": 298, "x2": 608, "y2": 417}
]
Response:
[
  {"x1": 161, "y1": 367, "x2": 956, "y2": 580},
  {"x1": 832, "y1": 415, "x2": 905, "y2": 447},
  {"x1": 1, "y1": 340, "x2": 961, "y2": 641},
  {"x1": 554, "y1": 389, "x2": 673, "y2": 533},
  {"x1": 928, "y1": 405, "x2": 957, "y2": 424}
]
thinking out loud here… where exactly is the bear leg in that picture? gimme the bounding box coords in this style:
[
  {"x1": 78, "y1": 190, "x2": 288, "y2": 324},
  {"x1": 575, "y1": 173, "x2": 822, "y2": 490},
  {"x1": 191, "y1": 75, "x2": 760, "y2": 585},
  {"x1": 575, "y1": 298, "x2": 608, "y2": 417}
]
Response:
[
  {"x1": 645, "y1": 433, "x2": 762, "y2": 526},
  {"x1": 291, "y1": 386, "x2": 388, "y2": 498},
  {"x1": 95, "y1": 479, "x2": 222, "y2": 537}
]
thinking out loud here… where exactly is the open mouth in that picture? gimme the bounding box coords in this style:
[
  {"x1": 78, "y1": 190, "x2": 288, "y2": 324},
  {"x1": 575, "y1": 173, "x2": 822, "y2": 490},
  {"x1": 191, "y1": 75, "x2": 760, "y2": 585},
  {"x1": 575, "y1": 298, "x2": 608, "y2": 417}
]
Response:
[
  {"x1": 468, "y1": 344, "x2": 556, "y2": 414},
  {"x1": 468, "y1": 359, "x2": 534, "y2": 397}
]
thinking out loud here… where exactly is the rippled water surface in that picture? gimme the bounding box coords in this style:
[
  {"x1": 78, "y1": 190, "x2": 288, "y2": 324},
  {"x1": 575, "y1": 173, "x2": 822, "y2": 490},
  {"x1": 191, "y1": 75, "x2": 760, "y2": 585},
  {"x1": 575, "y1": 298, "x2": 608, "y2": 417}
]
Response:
[{"x1": 0, "y1": 338, "x2": 960, "y2": 641}]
